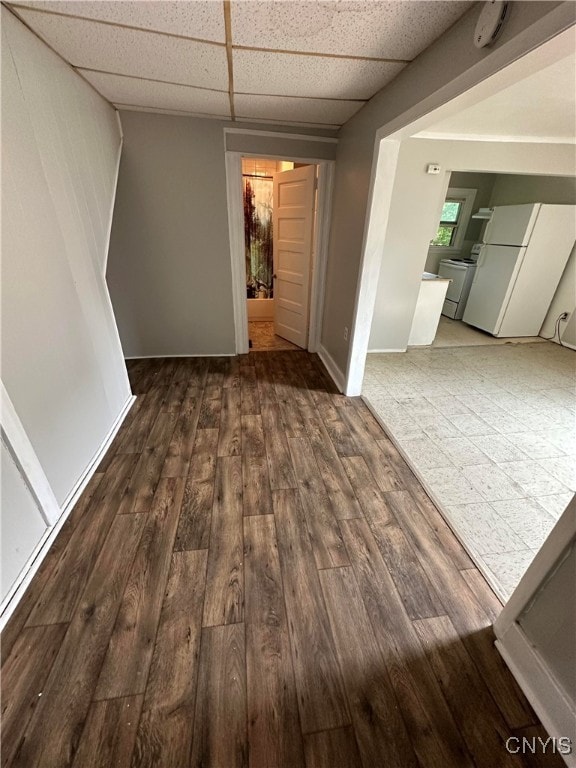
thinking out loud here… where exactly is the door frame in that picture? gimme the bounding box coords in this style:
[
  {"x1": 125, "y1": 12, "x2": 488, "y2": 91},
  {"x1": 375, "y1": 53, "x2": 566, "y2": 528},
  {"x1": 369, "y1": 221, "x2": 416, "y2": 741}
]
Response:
[{"x1": 225, "y1": 151, "x2": 335, "y2": 354}]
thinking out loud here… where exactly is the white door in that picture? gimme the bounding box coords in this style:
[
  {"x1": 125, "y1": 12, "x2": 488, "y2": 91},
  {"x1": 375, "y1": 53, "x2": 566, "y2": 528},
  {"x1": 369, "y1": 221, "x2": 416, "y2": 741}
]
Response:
[
  {"x1": 484, "y1": 204, "x2": 539, "y2": 246},
  {"x1": 272, "y1": 165, "x2": 316, "y2": 348},
  {"x1": 463, "y1": 245, "x2": 524, "y2": 335}
]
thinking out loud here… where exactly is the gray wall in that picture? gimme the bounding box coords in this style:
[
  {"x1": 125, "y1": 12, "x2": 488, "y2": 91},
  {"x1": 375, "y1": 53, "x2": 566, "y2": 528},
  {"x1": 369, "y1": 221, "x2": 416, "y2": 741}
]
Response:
[
  {"x1": 108, "y1": 112, "x2": 236, "y2": 357},
  {"x1": 107, "y1": 112, "x2": 337, "y2": 358},
  {"x1": 1, "y1": 8, "x2": 130, "y2": 504},
  {"x1": 490, "y1": 173, "x2": 576, "y2": 206},
  {"x1": 320, "y1": 1, "x2": 574, "y2": 374}
]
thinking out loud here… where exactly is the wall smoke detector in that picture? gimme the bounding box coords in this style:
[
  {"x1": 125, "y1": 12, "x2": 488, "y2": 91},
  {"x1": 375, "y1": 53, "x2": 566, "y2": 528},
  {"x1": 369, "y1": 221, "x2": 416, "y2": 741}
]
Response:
[{"x1": 474, "y1": 1, "x2": 510, "y2": 48}]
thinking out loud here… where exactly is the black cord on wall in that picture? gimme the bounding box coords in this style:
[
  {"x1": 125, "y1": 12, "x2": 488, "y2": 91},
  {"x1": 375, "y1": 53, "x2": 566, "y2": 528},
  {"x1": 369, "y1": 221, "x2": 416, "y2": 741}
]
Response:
[{"x1": 541, "y1": 312, "x2": 569, "y2": 346}]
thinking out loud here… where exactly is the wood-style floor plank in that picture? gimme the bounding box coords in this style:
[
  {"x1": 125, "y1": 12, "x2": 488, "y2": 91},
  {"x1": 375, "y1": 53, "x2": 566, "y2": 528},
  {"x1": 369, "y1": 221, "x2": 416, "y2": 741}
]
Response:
[
  {"x1": 132, "y1": 550, "x2": 207, "y2": 768},
  {"x1": 340, "y1": 517, "x2": 475, "y2": 768},
  {"x1": 413, "y1": 615, "x2": 526, "y2": 768},
  {"x1": 261, "y1": 402, "x2": 297, "y2": 490},
  {"x1": 202, "y1": 456, "x2": 244, "y2": 627},
  {"x1": 0, "y1": 624, "x2": 68, "y2": 767},
  {"x1": 273, "y1": 489, "x2": 350, "y2": 733},
  {"x1": 367, "y1": 520, "x2": 446, "y2": 621},
  {"x1": 10, "y1": 514, "x2": 145, "y2": 768},
  {"x1": 385, "y1": 488, "x2": 536, "y2": 729},
  {"x1": 95, "y1": 477, "x2": 185, "y2": 700},
  {"x1": 161, "y1": 390, "x2": 202, "y2": 477},
  {"x1": 303, "y1": 727, "x2": 362, "y2": 768},
  {"x1": 288, "y1": 437, "x2": 349, "y2": 569},
  {"x1": 2, "y1": 351, "x2": 554, "y2": 768},
  {"x1": 319, "y1": 566, "x2": 419, "y2": 768},
  {"x1": 244, "y1": 515, "x2": 305, "y2": 768},
  {"x1": 71, "y1": 695, "x2": 144, "y2": 768},
  {"x1": 190, "y1": 624, "x2": 248, "y2": 768},
  {"x1": 25, "y1": 453, "x2": 139, "y2": 626},
  {"x1": 0, "y1": 470, "x2": 105, "y2": 663},
  {"x1": 117, "y1": 411, "x2": 178, "y2": 514},
  {"x1": 241, "y1": 414, "x2": 265, "y2": 456},
  {"x1": 218, "y1": 388, "x2": 242, "y2": 457},
  {"x1": 300, "y1": 406, "x2": 362, "y2": 520},
  {"x1": 242, "y1": 454, "x2": 272, "y2": 516}
]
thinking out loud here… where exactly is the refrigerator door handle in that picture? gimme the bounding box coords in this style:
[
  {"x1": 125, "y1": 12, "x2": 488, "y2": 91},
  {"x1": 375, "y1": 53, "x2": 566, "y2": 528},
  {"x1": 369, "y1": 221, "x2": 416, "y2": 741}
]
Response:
[{"x1": 477, "y1": 245, "x2": 487, "y2": 268}]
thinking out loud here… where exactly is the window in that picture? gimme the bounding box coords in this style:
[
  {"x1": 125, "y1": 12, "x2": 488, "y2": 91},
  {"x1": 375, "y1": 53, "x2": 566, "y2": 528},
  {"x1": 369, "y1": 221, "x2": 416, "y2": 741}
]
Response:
[{"x1": 430, "y1": 187, "x2": 477, "y2": 251}]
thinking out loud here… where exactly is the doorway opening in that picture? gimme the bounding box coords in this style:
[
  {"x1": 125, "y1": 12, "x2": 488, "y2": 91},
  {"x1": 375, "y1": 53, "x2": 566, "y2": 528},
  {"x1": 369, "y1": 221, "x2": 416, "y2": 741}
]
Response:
[
  {"x1": 242, "y1": 156, "x2": 318, "y2": 351},
  {"x1": 242, "y1": 157, "x2": 317, "y2": 351},
  {"x1": 225, "y1": 142, "x2": 335, "y2": 357}
]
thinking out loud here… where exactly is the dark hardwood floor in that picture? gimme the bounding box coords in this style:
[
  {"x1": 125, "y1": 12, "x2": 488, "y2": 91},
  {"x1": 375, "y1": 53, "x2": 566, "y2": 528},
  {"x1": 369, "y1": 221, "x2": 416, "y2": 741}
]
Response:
[{"x1": 1, "y1": 352, "x2": 562, "y2": 767}]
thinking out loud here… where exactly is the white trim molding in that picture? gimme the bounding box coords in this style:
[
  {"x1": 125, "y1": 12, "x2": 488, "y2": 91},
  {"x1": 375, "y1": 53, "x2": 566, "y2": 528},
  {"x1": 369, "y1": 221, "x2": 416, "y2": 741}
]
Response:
[
  {"x1": 1, "y1": 381, "x2": 60, "y2": 526},
  {"x1": 494, "y1": 498, "x2": 576, "y2": 765},
  {"x1": 317, "y1": 344, "x2": 346, "y2": 393},
  {"x1": 224, "y1": 127, "x2": 338, "y2": 144},
  {"x1": 225, "y1": 151, "x2": 250, "y2": 355},
  {"x1": 0, "y1": 394, "x2": 136, "y2": 630}
]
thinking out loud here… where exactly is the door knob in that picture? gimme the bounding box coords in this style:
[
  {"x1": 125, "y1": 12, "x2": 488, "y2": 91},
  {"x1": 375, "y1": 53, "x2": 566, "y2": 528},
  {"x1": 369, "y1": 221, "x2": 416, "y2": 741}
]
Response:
[{"x1": 273, "y1": 273, "x2": 277, "y2": 279}]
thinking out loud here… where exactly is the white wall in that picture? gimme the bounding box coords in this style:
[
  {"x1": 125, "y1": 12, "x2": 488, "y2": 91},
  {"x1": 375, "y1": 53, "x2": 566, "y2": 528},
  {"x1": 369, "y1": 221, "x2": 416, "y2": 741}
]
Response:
[
  {"x1": 107, "y1": 112, "x2": 336, "y2": 358},
  {"x1": 489, "y1": 174, "x2": 576, "y2": 341},
  {"x1": 1, "y1": 7, "x2": 130, "y2": 505},
  {"x1": 368, "y1": 138, "x2": 575, "y2": 352},
  {"x1": 320, "y1": 1, "x2": 574, "y2": 376}
]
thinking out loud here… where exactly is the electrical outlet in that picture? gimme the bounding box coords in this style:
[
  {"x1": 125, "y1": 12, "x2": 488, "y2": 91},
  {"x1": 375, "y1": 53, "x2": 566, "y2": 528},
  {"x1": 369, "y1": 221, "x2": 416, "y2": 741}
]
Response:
[
  {"x1": 343, "y1": 326, "x2": 349, "y2": 341},
  {"x1": 559, "y1": 312, "x2": 569, "y2": 321}
]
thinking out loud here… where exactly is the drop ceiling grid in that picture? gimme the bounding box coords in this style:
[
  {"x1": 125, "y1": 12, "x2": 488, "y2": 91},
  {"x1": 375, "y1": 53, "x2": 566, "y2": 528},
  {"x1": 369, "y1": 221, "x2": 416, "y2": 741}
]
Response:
[
  {"x1": 11, "y1": 0, "x2": 227, "y2": 41},
  {"x1": 9, "y1": 0, "x2": 475, "y2": 127},
  {"x1": 80, "y1": 70, "x2": 231, "y2": 117},
  {"x1": 14, "y1": 8, "x2": 230, "y2": 90}
]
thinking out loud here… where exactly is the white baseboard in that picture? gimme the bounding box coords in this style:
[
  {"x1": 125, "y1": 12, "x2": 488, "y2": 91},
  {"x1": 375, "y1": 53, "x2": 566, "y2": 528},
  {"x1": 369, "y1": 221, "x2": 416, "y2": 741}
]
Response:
[
  {"x1": 495, "y1": 629, "x2": 576, "y2": 767},
  {"x1": 125, "y1": 353, "x2": 236, "y2": 359},
  {"x1": 367, "y1": 348, "x2": 407, "y2": 353},
  {"x1": 317, "y1": 344, "x2": 346, "y2": 393},
  {"x1": 0, "y1": 395, "x2": 136, "y2": 630}
]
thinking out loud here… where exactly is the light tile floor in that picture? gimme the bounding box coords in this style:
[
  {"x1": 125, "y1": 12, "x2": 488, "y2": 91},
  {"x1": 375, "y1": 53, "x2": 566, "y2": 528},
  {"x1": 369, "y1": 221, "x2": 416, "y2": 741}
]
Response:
[
  {"x1": 248, "y1": 321, "x2": 300, "y2": 351},
  {"x1": 431, "y1": 316, "x2": 546, "y2": 348},
  {"x1": 362, "y1": 338, "x2": 576, "y2": 601}
]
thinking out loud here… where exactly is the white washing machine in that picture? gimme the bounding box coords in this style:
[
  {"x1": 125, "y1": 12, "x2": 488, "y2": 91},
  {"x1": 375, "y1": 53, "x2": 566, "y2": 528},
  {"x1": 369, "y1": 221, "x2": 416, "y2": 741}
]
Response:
[{"x1": 438, "y1": 257, "x2": 477, "y2": 320}]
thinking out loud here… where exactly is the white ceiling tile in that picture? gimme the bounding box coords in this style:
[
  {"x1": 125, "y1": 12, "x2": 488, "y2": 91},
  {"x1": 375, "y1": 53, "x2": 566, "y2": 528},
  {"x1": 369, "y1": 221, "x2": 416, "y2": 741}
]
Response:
[
  {"x1": 234, "y1": 49, "x2": 405, "y2": 100},
  {"x1": 16, "y1": 9, "x2": 228, "y2": 89},
  {"x1": 235, "y1": 94, "x2": 362, "y2": 126},
  {"x1": 231, "y1": 1, "x2": 473, "y2": 60},
  {"x1": 10, "y1": 1, "x2": 226, "y2": 42},
  {"x1": 79, "y1": 70, "x2": 230, "y2": 116}
]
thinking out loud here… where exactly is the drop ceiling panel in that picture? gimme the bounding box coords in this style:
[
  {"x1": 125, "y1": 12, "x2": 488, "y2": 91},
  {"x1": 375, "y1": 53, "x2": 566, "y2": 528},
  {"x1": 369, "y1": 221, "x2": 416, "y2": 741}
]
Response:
[
  {"x1": 16, "y1": 9, "x2": 228, "y2": 89},
  {"x1": 234, "y1": 49, "x2": 405, "y2": 100},
  {"x1": 235, "y1": 94, "x2": 362, "y2": 126},
  {"x1": 80, "y1": 70, "x2": 230, "y2": 117},
  {"x1": 231, "y1": 0, "x2": 473, "y2": 60},
  {"x1": 11, "y1": 1, "x2": 226, "y2": 41}
]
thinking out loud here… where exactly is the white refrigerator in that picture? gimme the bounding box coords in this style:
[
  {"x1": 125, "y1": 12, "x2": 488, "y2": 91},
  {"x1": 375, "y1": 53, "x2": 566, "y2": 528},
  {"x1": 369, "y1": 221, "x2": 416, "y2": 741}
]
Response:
[{"x1": 462, "y1": 203, "x2": 576, "y2": 337}]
